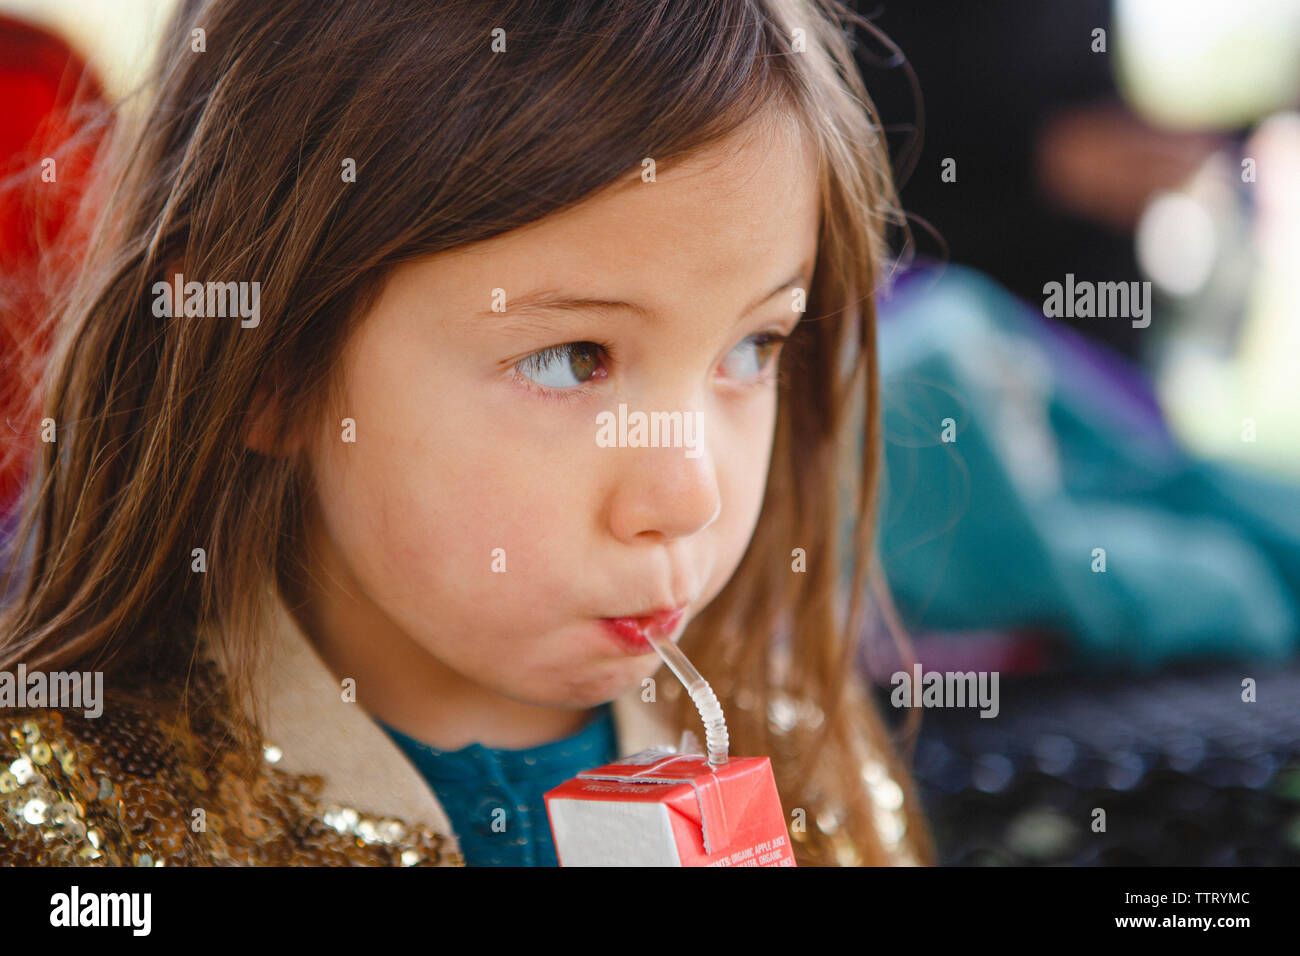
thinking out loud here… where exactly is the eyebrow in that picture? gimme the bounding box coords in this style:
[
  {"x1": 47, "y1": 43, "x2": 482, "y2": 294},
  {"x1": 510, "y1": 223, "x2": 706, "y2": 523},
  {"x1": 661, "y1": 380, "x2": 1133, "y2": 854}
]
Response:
[{"x1": 473, "y1": 270, "x2": 810, "y2": 331}]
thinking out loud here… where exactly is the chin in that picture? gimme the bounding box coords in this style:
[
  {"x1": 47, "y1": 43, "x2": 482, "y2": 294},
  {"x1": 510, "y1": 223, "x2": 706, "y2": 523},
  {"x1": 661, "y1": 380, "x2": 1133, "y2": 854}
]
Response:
[{"x1": 519, "y1": 668, "x2": 649, "y2": 711}]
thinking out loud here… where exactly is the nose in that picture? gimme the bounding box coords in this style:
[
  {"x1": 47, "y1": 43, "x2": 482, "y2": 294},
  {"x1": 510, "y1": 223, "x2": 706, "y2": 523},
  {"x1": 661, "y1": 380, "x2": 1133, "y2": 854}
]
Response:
[{"x1": 605, "y1": 432, "x2": 722, "y2": 544}]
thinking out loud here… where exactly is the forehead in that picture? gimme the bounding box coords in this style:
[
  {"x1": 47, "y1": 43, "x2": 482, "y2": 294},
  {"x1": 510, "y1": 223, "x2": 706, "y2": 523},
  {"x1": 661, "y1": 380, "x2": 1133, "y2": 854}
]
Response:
[{"x1": 411, "y1": 110, "x2": 822, "y2": 308}]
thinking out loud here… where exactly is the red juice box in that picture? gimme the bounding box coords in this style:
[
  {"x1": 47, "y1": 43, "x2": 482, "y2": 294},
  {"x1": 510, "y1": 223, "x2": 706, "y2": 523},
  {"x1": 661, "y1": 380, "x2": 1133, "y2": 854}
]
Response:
[{"x1": 544, "y1": 749, "x2": 797, "y2": 867}]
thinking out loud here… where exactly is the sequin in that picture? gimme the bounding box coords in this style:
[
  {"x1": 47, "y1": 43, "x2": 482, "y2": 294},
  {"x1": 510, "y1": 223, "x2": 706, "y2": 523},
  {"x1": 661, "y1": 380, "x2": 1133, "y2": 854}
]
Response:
[
  {"x1": 870, "y1": 776, "x2": 904, "y2": 811},
  {"x1": 816, "y1": 805, "x2": 842, "y2": 834},
  {"x1": 768, "y1": 694, "x2": 799, "y2": 734},
  {"x1": 832, "y1": 831, "x2": 861, "y2": 866},
  {"x1": 873, "y1": 804, "x2": 906, "y2": 845},
  {"x1": 49, "y1": 801, "x2": 77, "y2": 826},
  {"x1": 9, "y1": 756, "x2": 33, "y2": 785},
  {"x1": 56, "y1": 747, "x2": 77, "y2": 775},
  {"x1": 21, "y1": 798, "x2": 47, "y2": 824},
  {"x1": 0, "y1": 661, "x2": 465, "y2": 867}
]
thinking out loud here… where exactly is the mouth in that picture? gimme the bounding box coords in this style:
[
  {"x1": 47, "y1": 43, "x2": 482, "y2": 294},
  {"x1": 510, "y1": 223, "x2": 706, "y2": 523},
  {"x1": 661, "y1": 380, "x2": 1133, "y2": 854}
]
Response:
[{"x1": 599, "y1": 606, "x2": 687, "y2": 654}]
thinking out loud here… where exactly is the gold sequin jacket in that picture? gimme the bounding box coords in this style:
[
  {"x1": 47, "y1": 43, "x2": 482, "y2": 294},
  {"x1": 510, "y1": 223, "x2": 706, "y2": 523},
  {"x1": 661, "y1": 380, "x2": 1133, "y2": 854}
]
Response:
[{"x1": 1, "y1": 593, "x2": 918, "y2": 865}]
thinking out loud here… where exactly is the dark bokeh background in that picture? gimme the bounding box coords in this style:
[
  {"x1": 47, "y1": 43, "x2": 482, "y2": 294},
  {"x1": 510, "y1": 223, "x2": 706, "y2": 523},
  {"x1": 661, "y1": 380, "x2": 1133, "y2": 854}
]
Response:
[
  {"x1": 863, "y1": 0, "x2": 1224, "y2": 358},
  {"x1": 852, "y1": 1, "x2": 1300, "y2": 865}
]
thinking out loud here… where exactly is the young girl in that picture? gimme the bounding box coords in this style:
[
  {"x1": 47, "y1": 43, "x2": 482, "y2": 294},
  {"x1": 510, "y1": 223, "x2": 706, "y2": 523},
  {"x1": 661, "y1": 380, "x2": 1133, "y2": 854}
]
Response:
[{"x1": 0, "y1": 0, "x2": 935, "y2": 867}]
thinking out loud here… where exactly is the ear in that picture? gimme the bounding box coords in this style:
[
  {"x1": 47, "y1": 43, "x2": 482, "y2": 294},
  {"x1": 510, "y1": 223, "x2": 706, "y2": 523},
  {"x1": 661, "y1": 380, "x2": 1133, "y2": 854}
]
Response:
[
  {"x1": 245, "y1": 381, "x2": 306, "y2": 458},
  {"x1": 245, "y1": 384, "x2": 278, "y2": 455},
  {"x1": 161, "y1": 255, "x2": 297, "y2": 458},
  {"x1": 159, "y1": 258, "x2": 185, "y2": 312}
]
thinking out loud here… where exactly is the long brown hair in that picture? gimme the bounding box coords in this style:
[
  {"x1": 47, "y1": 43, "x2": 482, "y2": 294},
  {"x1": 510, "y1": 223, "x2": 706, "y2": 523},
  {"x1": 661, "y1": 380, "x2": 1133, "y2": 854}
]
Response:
[{"x1": 0, "y1": 0, "x2": 934, "y2": 866}]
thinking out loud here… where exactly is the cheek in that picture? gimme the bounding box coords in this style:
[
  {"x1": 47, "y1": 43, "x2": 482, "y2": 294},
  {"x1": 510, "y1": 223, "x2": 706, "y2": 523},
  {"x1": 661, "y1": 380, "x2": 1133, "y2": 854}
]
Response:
[
  {"x1": 382, "y1": 458, "x2": 558, "y2": 592},
  {"x1": 334, "y1": 411, "x2": 590, "y2": 620},
  {"x1": 709, "y1": 397, "x2": 779, "y2": 584},
  {"x1": 312, "y1": 329, "x2": 577, "y2": 603},
  {"x1": 734, "y1": 391, "x2": 779, "y2": 510}
]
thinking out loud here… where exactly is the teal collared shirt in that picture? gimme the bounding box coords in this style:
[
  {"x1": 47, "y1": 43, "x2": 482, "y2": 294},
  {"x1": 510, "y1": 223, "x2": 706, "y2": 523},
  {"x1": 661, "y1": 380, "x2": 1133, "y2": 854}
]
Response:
[{"x1": 378, "y1": 703, "x2": 617, "y2": 866}]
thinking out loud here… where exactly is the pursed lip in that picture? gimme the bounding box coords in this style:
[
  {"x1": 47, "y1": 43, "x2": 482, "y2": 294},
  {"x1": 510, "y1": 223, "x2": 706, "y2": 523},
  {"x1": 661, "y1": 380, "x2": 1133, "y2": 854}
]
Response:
[
  {"x1": 599, "y1": 605, "x2": 688, "y2": 650},
  {"x1": 605, "y1": 605, "x2": 685, "y2": 634}
]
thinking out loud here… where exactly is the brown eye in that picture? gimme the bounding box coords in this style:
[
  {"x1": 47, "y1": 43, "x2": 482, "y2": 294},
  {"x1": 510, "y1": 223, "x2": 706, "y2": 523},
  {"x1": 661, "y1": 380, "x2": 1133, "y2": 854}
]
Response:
[
  {"x1": 516, "y1": 342, "x2": 605, "y2": 388},
  {"x1": 719, "y1": 332, "x2": 787, "y2": 380}
]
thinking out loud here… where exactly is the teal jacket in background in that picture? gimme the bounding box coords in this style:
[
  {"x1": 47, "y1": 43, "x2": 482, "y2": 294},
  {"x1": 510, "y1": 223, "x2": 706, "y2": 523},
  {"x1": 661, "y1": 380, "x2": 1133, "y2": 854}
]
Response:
[{"x1": 873, "y1": 262, "x2": 1300, "y2": 670}]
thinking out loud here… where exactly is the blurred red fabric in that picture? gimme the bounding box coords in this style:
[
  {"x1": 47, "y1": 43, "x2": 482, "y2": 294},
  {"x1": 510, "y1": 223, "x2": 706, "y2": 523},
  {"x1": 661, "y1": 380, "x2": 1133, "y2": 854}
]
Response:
[{"x1": 0, "y1": 14, "x2": 109, "y2": 512}]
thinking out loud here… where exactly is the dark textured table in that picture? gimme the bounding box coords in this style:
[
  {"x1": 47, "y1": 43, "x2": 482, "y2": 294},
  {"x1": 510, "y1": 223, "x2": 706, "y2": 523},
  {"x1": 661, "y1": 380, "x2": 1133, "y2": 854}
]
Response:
[{"x1": 876, "y1": 659, "x2": 1300, "y2": 865}]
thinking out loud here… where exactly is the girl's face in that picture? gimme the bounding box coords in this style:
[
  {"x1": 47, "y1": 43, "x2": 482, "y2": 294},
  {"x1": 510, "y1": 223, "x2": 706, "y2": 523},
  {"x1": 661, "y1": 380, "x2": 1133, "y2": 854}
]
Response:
[{"x1": 300, "y1": 112, "x2": 820, "y2": 722}]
